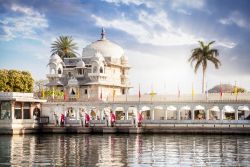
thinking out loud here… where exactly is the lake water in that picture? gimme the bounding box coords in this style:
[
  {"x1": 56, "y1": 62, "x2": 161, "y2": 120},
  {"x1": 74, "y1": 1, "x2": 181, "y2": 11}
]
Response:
[{"x1": 0, "y1": 134, "x2": 250, "y2": 166}]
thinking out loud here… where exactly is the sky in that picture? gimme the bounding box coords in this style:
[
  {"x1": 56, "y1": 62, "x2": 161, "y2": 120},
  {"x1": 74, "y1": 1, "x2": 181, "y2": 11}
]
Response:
[{"x1": 0, "y1": 0, "x2": 250, "y2": 94}]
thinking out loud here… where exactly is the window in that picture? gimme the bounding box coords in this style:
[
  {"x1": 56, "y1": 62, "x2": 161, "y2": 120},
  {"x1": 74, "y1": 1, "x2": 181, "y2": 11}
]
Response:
[
  {"x1": 100, "y1": 67, "x2": 104, "y2": 73},
  {"x1": 0, "y1": 101, "x2": 11, "y2": 120},
  {"x1": 23, "y1": 103, "x2": 30, "y2": 119},
  {"x1": 68, "y1": 72, "x2": 72, "y2": 78},
  {"x1": 58, "y1": 68, "x2": 62, "y2": 74},
  {"x1": 71, "y1": 88, "x2": 76, "y2": 95},
  {"x1": 122, "y1": 89, "x2": 125, "y2": 95},
  {"x1": 78, "y1": 69, "x2": 84, "y2": 75},
  {"x1": 122, "y1": 69, "x2": 125, "y2": 75},
  {"x1": 85, "y1": 89, "x2": 88, "y2": 94},
  {"x1": 14, "y1": 102, "x2": 22, "y2": 119}
]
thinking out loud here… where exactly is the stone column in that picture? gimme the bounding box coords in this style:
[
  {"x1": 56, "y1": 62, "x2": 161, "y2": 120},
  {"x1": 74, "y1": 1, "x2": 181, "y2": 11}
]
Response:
[
  {"x1": 191, "y1": 110, "x2": 195, "y2": 120},
  {"x1": 165, "y1": 109, "x2": 168, "y2": 120},
  {"x1": 235, "y1": 110, "x2": 238, "y2": 120},
  {"x1": 206, "y1": 110, "x2": 209, "y2": 120},
  {"x1": 220, "y1": 110, "x2": 223, "y2": 120},
  {"x1": 177, "y1": 110, "x2": 180, "y2": 120},
  {"x1": 125, "y1": 110, "x2": 129, "y2": 120},
  {"x1": 151, "y1": 109, "x2": 155, "y2": 120}
]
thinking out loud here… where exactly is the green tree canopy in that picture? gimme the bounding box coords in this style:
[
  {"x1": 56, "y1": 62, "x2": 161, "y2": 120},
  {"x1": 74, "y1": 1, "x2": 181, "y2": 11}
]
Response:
[
  {"x1": 188, "y1": 41, "x2": 221, "y2": 93},
  {"x1": 51, "y1": 36, "x2": 78, "y2": 59},
  {"x1": 0, "y1": 69, "x2": 34, "y2": 92}
]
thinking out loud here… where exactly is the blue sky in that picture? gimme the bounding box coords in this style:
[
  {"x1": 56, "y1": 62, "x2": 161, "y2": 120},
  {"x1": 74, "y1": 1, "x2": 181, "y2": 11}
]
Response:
[{"x1": 0, "y1": 0, "x2": 250, "y2": 94}]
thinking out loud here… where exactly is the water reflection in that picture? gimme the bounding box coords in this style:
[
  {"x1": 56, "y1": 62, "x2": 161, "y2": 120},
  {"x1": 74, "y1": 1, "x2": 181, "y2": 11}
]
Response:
[{"x1": 0, "y1": 134, "x2": 250, "y2": 166}]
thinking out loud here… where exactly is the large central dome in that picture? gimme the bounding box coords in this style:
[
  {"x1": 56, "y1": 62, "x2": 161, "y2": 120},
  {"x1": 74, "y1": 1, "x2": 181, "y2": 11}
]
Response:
[{"x1": 82, "y1": 28, "x2": 124, "y2": 59}]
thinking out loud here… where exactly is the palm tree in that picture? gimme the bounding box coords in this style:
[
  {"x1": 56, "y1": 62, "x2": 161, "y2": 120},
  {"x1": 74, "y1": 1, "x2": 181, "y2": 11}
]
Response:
[
  {"x1": 188, "y1": 41, "x2": 221, "y2": 94},
  {"x1": 51, "y1": 36, "x2": 78, "y2": 59}
]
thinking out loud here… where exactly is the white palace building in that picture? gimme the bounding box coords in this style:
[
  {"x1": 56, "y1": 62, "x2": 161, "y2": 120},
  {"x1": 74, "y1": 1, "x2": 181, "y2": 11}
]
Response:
[
  {"x1": 1, "y1": 29, "x2": 250, "y2": 131},
  {"x1": 46, "y1": 28, "x2": 131, "y2": 101}
]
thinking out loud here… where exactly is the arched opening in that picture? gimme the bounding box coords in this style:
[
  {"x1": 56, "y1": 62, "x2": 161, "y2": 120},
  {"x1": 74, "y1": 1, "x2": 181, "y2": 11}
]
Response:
[
  {"x1": 51, "y1": 68, "x2": 56, "y2": 74},
  {"x1": 209, "y1": 106, "x2": 220, "y2": 120},
  {"x1": 154, "y1": 106, "x2": 165, "y2": 120},
  {"x1": 100, "y1": 66, "x2": 104, "y2": 73},
  {"x1": 90, "y1": 110, "x2": 96, "y2": 120},
  {"x1": 223, "y1": 105, "x2": 235, "y2": 120},
  {"x1": 114, "y1": 107, "x2": 125, "y2": 120},
  {"x1": 180, "y1": 106, "x2": 191, "y2": 120},
  {"x1": 238, "y1": 106, "x2": 250, "y2": 120},
  {"x1": 194, "y1": 105, "x2": 205, "y2": 120},
  {"x1": 167, "y1": 105, "x2": 177, "y2": 120},
  {"x1": 70, "y1": 88, "x2": 76, "y2": 95},
  {"x1": 58, "y1": 68, "x2": 62, "y2": 74},
  {"x1": 140, "y1": 106, "x2": 150, "y2": 120},
  {"x1": 127, "y1": 107, "x2": 137, "y2": 120}
]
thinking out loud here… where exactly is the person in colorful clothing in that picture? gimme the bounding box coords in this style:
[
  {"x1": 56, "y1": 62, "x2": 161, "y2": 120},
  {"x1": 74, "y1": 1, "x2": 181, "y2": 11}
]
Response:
[
  {"x1": 85, "y1": 112, "x2": 90, "y2": 127},
  {"x1": 110, "y1": 111, "x2": 116, "y2": 127},
  {"x1": 137, "y1": 112, "x2": 143, "y2": 127},
  {"x1": 60, "y1": 114, "x2": 65, "y2": 127}
]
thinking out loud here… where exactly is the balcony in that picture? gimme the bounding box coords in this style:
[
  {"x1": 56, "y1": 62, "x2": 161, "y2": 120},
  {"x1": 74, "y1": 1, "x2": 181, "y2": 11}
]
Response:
[
  {"x1": 46, "y1": 73, "x2": 62, "y2": 78},
  {"x1": 88, "y1": 73, "x2": 107, "y2": 82}
]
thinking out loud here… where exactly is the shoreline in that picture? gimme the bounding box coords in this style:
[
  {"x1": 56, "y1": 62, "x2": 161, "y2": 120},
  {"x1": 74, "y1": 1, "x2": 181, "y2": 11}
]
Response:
[{"x1": 1, "y1": 126, "x2": 250, "y2": 135}]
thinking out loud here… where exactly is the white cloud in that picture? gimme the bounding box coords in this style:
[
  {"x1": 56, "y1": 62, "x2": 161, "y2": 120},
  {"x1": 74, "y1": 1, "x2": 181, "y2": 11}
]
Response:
[
  {"x1": 171, "y1": 0, "x2": 205, "y2": 10},
  {"x1": 0, "y1": 4, "x2": 48, "y2": 41},
  {"x1": 219, "y1": 11, "x2": 249, "y2": 30},
  {"x1": 92, "y1": 10, "x2": 200, "y2": 46},
  {"x1": 217, "y1": 41, "x2": 237, "y2": 49},
  {"x1": 101, "y1": 0, "x2": 156, "y2": 8}
]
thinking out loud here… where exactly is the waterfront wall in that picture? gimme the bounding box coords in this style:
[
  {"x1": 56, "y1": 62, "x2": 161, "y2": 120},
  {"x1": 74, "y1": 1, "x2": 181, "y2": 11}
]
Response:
[{"x1": 1, "y1": 125, "x2": 250, "y2": 135}]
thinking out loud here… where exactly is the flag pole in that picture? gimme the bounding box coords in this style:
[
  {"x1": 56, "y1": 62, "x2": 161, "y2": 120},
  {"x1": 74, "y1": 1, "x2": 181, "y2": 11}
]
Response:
[{"x1": 138, "y1": 84, "x2": 141, "y2": 104}]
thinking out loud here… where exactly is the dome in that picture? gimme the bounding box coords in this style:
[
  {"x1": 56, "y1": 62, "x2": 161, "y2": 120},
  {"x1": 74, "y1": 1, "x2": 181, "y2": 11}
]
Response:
[
  {"x1": 82, "y1": 28, "x2": 124, "y2": 59},
  {"x1": 49, "y1": 54, "x2": 63, "y2": 65},
  {"x1": 76, "y1": 60, "x2": 85, "y2": 68}
]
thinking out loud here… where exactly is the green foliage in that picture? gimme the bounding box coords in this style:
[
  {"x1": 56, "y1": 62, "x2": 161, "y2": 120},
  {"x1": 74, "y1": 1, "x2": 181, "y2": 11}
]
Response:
[
  {"x1": 51, "y1": 36, "x2": 78, "y2": 59},
  {"x1": 43, "y1": 88, "x2": 64, "y2": 98},
  {"x1": 0, "y1": 69, "x2": 34, "y2": 92},
  {"x1": 188, "y1": 41, "x2": 221, "y2": 93}
]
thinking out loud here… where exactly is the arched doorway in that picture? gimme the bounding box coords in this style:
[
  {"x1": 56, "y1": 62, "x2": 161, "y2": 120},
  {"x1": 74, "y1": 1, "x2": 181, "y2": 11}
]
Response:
[
  {"x1": 194, "y1": 105, "x2": 205, "y2": 120},
  {"x1": 180, "y1": 106, "x2": 191, "y2": 120},
  {"x1": 154, "y1": 106, "x2": 165, "y2": 120},
  {"x1": 167, "y1": 105, "x2": 177, "y2": 120},
  {"x1": 114, "y1": 107, "x2": 125, "y2": 120},
  {"x1": 209, "y1": 106, "x2": 220, "y2": 120},
  {"x1": 223, "y1": 105, "x2": 235, "y2": 120},
  {"x1": 140, "y1": 106, "x2": 150, "y2": 120}
]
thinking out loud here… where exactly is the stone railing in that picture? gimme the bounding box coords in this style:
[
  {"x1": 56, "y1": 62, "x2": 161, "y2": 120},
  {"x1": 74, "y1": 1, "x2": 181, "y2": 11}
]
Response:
[
  {"x1": 109, "y1": 93, "x2": 250, "y2": 103},
  {"x1": 0, "y1": 92, "x2": 34, "y2": 99}
]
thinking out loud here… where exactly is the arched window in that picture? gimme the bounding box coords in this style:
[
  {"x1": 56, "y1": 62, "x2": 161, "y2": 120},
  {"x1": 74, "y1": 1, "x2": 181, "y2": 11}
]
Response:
[
  {"x1": 93, "y1": 66, "x2": 97, "y2": 73},
  {"x1": 100, "y1": 67, "x2": 104, "y2": 73},
  {"x1": 51, "y1": 68, "x2": 56, "y2": 74},
  {"x1": 58, "y1": 68, "x2": 62, "y2": 74}
]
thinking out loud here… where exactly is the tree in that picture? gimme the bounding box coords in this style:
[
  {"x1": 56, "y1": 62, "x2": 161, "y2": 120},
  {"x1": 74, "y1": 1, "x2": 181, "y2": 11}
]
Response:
[
  {"x1": 51, "y1": 36, "x2": 78, "y2": 59},
  {"x1": 188, "y1": 41, "x2": 221, "y2": 93},
  {"x1": 0, "y1": 69, "x2": 34, "y2": 92}
]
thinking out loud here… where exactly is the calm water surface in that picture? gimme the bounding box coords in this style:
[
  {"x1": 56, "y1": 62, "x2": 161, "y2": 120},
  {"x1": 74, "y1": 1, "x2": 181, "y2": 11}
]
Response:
[{"x1": 0, "y1": 134, "x2": 250, "y2": 167}]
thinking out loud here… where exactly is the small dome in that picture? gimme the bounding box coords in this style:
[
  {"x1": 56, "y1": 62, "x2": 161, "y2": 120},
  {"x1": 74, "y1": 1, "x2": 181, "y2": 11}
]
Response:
[
  {"x1": 48, "y1": 54, "x2": 63, "y2": 66},
  {"x1": 76, "y1": 60, "x2": 85, "y2": 68},
  {"x1": 68, "y1": 78, "x2": 78, "y2": 86},
  {"x1": 82, "y1": 28, "x2": 124, "y2": 59}
]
